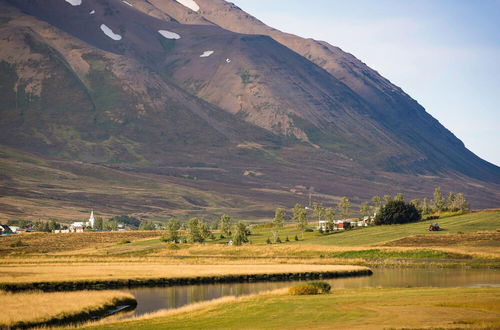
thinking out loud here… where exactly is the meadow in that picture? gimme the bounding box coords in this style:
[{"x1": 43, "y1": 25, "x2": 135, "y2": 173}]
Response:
[
  {"x1": 0, "y1": 290, "x2": 135, "y2": 328},
  {"x1": 87, "y1": 286, "x2": 500, "y2": 330}
]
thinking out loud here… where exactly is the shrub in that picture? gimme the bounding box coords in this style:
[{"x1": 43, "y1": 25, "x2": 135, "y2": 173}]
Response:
[
  {"x1": 294, "y1": 235, "x2": 299, "y2": 241},
  {"x1": 119, "y1": 239, "x2": 131, "y2": 244},
  {"x1": 166, "y1": 242, "x2": 180, "y2": 250},
  {"x1": 266, "y1": 237, "x2": 272, "y2": 244},
  {"x1": 285, "y1": 236, "x2": 290, "y2": 242},
  {"x1": 289, "y1": 284, "x2": 320, "y2": 295},
  {"x1": 304, "y1": 228, "x2": 314, "y2": 232},
  {"x1": 375, "y1": 200, "x2": 421, "y2": 225},
  {"x1": 10, "y1": 240, "x2": 26, "y2": 247},
  {"x1": 307, "y1": 281, "x2": 331, "y2": 293}
]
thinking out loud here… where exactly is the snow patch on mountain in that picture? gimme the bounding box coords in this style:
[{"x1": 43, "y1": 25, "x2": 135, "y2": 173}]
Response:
[
  {"x1": 200, "y1": 51, "x2": 214, "y2": 57},
  {"x1": 159, "y1": 30, "x2": 181, "y2": 40},
  {"x1": 100, "y1": 24, "x2": 122, "y2": 41},
  {"x1": 176, "y1": 0, "x2": 200, "y2": 12},
  {"x1": 122, "y1": 1, "x2": 133, "y2": 7},
  {"x1": 89, "y1": 10, "x2": 95, "y2": 15},
  {"x1": 65, "y1": 0, "x2": 82, "y2": 6}
]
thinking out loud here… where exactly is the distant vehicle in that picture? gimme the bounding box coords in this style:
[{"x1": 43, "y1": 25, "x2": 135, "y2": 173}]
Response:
[{"x1": 429, "y1": 223, "x2": 440, "y2": 231}]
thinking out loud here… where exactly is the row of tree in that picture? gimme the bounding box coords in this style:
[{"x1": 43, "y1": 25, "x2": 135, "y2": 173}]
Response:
[
  {"x1": 366, "y1": 187, "x2": 469, "y2": 216},
  {"x1": 161, "y1": 215, "x2": 250, "y2": 246}
]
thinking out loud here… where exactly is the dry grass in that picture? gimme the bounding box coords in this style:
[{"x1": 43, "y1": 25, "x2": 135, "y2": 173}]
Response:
[
  {"x1": 0, "y1": 290, "x2": 134, "y2": 327},
  {"x1": 0, "y1": 263, "x2": 368, "y2": 284},
  {"x1": 0, "y1": 232, "x2": 161, "y2": 256}
]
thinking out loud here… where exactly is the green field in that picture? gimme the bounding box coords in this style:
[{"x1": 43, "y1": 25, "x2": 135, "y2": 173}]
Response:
[{"x1": 89, "y1": 287, "x2": 500, "y2": 330}]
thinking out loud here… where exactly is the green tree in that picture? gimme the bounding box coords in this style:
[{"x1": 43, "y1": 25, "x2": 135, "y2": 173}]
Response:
[
  {"x1": 371, "y1": 196, "x2": 382, "y2": 213},
  {"x1": 219, "y1": 214, "x2": 232, "y2": 237},
  {"x1": 272, "y1": 208, "x2": 286, "y2": 243},
  {"x1": 273, "y1": 208, "x2": 285, "y2": 229},
  {"x1": 454, "y1": 193, "x2": 469, "y2": 211},
  {"x1": 359, "y1": 202, "x2": 371, "y2": 218},
  {"x1": 94, "y1": 217, "x2": 104, "y2": 230},
  {"x1": 139, "y1": 221, "x2": 155, "y2": 231},
  {"x1": 165, "y1": 218, "x2": 181, "y2": 242},
  {"x1": 337, "y1": 197, "x2": 351, "y2": 219},
  {"x1": 383, "y1": 195, "x2": 393, "y2": 205},
  {"x1": 422, "y1": 197, "x2": 430, "y2": 215},
  {"x1": 375, "y1": 200, "x2": 421, "y2": 225},
  {"x1": 199, "y1": 221, "x2": 211, "y2": 241},
  {"x1": 188, "y1": 217, "x2": 204, "y2": 243},
  {"x1": 232, "y1": 221, "x2": 249, "y2": 246},
  {"x1": 324, "y1": 207, "x2": 335, "y2": 232},
  {"x1": 293, "y1": 204, "x2": 308, "y2": 238},
  {"x1": 433, "y1": 187, "x2": 445, "y2": 212},
  {"x1": 410, "y1": 199, "x2": 422, "y2": 213},
  {"x1": 312, "y1": 202, "x2": 324, "y2": 222},
  {"x1": 447, "y1": 192, "x2": 456, "y2": 211},
  {"x1": 394, "y1": 193, "x2": 404, "y2": 202}
]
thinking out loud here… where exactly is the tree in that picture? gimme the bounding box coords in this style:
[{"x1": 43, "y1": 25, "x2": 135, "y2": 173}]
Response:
[
  {"x1": 94, "y1": 217, "x2": 104, "y2": 230},
  {"x1": 433, "y1": 186, "x2": 445, "y2": 212},
  {"x1": 359, "y1": 202, "x2": 371, "y2": 218},
  {"x1": 422, "y1": 197, "x2": 430, "y2": 215},
  {"x1": 293, "y1": 204, "x2": 308, "y2": 238},
  {"x1": 410, "y1": 199, "x2": 422, "y2": 213},
  {"x1": 188, "y1": 217, "x2": 204, "y2": 243},
  {"x1": 165, "y1": 218, "x2": 181, "y2": 242},
  {"x1": 232, "y1": 221, "x2": 249, "y2": 246},
  {"x1": 199, "y1": 221, "x2": 212, "y2": 241},
  {"x1": 447, "y1": 192, "x2": 456, "y2": 211},
  {"x1": 371, "y1": 196, "x2": 382, "y2": 214},
  {"x1": 375, "y1": 200, "x2": 421, "y2": 225},
  {"x1": 394, "y1": 193, "x2": 404, "y2": 202},
  {"x1": 337, "y1": 197, "x2": 351, "y2": 219},
  {"x1": 312, "y1": 202, "x2": 324, "y2": 222},
  {"x1": 454, "y1": 193, "x2": 469, "y2": 211},
  {"x1": 272, "y1": 208, "x2": 285, "y2": 242},
  {"x1": 273, "y1": 208, "x2": 285, "y2": 229},
  {"x1": 139, "y1": 221, "x2": 155, "y2": 231},
  {"x1": 383, "y1": 195, "x2": 393, "y2": 205},
  {"x1": 324, "y1": 207, "x2": 335, "y2": 232},
  {"x1": 219, "y1": 214, "x2": 232, "y2": 237}
]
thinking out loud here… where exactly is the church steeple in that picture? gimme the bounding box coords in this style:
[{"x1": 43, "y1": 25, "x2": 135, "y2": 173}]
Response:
[{"x1": 88, "y1": 210, "x2": 95, "y2": 228}]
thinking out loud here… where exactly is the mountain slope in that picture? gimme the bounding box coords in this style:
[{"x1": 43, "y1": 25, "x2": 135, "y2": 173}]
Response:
[
  {"x1": 130, "y1": 0, "x2": 499, "y2": 182},
  {"x1": 0, "y1": 0, "x2": 498, "y2": 221}
]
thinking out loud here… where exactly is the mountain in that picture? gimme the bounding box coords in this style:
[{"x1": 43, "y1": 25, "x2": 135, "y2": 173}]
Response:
[{"x1": 0, "y1": 0, "x2": 498, "y2": 221}]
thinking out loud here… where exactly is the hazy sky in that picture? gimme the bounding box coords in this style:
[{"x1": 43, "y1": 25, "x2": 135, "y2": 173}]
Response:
[{"x1": 231, "y1": 0, "x2": 500, "y2": 166}]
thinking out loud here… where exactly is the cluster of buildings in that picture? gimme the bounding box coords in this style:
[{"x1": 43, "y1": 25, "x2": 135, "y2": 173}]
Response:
[
  {"x1": 317, "y1": 216, "x2": 373, "y2": 231},
  {"x1": 54, "y1": 211, "x2": 96, "y2": 233}
]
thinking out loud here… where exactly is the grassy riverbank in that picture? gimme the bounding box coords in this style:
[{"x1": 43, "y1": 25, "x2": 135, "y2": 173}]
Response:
[
  {"x1": 0, "y1": 290, "x2": 135, "y2": 329},
  {"x1": 0, "y1": 264, "x2": 370, "y2": 291},
  {"x1": 88, "y1": 286, "x2": 500, "y2": 329}
]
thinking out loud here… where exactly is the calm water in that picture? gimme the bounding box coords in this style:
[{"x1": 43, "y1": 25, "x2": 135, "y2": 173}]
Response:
[{"x1": 117, "y1": 268, "x2": 499, "y2": 319}]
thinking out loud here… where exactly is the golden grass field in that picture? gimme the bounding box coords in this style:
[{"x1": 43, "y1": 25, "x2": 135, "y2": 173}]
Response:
[
  {"x1": 0, "y1": 263, "x2": 368, "y2": 284},
  {"x1": 0, "y1": 290, "x2": 134, "y2": 328}
]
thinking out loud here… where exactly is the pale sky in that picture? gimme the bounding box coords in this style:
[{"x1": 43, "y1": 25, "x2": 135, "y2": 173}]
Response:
[{"x1": 231, "y1": 0, "x2": 500, "y2": 166}]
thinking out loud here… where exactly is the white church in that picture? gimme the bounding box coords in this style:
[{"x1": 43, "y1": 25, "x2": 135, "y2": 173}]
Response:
[{"x1": 69, "y1": 211, "x2": 95, "y2": 232}]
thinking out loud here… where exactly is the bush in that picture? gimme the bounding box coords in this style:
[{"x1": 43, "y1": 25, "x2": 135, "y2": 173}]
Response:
[
  {"x1": 289, "y1": 284, "x2": 320, "y2": 295},
  {"x1": 294, "y1": 235, "x2": 299, "y2": 241},
  {"x1": 119, "y1": 239, "x2": 131, "y2": 244},
  {"x1": 307, "y1": 281, "x2": 331, "y2": 293},
  {"x1": 304, "y1": 228, "x2": 314, "y2": 232},
  {"x1": 166, "y1": 242, "x2": 180, "y2": 250},
  {"x1": 266, "y1": 238, "x2": 272, "y2": 244},
  {"x1": 375, "y1": 200, "x2": 421, "y2": 225}
]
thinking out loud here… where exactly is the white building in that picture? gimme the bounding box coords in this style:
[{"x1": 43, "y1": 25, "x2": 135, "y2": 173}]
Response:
[{"x1": 69, "y1": 211, "x2": 95, "y2": 232}]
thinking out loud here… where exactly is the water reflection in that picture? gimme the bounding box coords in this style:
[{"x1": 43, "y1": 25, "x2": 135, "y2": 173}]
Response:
[{"x1": 121, "y1": 268, "x2": 499, "y2": 319}]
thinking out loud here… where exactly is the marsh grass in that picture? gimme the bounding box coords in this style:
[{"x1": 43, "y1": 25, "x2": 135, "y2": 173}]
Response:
[{"x1": 0, "y1": 290, "x2": 135, "y2": 328}]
